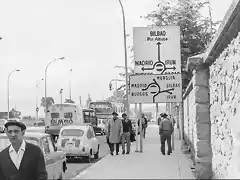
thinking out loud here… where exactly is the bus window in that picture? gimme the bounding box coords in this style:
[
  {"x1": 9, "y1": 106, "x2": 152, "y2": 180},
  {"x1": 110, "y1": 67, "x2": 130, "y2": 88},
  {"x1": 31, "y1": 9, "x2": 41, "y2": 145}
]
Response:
[
  {"x1": 51, "y1": 113, "x2": 59, "y2": 118},
  {"x1": 64, "y1": 112, "x2": 72, "y2": 118}
]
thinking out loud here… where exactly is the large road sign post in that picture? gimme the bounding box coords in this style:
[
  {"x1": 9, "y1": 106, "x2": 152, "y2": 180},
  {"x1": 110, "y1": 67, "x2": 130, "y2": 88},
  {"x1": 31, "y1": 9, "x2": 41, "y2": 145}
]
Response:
[
  {"x1": 129, "y1": 74, "x2": 182, "y2": 104},
  {"x1": 133, "y1": 26, "x2": 181, "y2": 75},
  {"x1": 132, "y1": 26, "x2": 182, "y2": 153}
]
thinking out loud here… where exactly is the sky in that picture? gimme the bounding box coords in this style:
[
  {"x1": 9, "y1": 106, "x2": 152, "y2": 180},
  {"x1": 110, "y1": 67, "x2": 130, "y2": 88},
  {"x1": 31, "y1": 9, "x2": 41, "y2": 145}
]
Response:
[{"x1": 0, "y1": 0, "x2": 233, "y2": 116}]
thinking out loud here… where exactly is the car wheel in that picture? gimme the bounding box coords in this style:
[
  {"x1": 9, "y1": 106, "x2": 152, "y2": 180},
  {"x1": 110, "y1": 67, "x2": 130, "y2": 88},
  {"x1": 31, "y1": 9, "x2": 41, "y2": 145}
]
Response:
[
  {"x1": 58, "y1": 165, "x2": 65, "y2": 180},
  {"x1": 84, "y1": 149, "x2": 92, "y2": 163},
  {"x1": 94, "y1": 145, "x2": 100, "y2": 159}
]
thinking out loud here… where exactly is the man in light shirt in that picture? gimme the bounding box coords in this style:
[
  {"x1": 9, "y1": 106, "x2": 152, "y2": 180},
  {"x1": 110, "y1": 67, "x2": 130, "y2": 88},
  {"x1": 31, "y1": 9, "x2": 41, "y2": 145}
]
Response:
[{"x1": 0, "y1": 120, "x2": 48, "y2": 180}]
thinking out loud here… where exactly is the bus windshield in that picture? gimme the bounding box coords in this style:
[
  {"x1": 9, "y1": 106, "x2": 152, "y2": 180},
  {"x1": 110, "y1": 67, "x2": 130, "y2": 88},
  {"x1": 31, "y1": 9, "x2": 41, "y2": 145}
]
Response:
[{"x1": 89, "y1": 102, "x2": 113, "y2": 114}]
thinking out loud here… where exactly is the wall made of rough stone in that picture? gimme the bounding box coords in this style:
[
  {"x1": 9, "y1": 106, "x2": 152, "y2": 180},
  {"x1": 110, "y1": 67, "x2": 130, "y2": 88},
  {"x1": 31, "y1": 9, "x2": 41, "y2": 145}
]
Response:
[
  {"x1": 209, "y1": 32, "x2": 240, "y2": 179},
  {"x1": 183, "y1": 88, "x2": 196, "y2": 156}
]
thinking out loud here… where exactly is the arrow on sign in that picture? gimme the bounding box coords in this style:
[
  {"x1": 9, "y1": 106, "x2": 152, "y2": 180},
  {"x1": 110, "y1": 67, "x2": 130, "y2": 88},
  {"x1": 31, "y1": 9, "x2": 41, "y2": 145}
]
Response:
[
  {"x1": 142, "y1": 67, "x2": 154, "y2": 71},
  {"x1": 164, "y1": 66, "x2": 176, "y2": 71},
  {"x1": 156, "y1": 42, "x2": 161, "y2": 62}
]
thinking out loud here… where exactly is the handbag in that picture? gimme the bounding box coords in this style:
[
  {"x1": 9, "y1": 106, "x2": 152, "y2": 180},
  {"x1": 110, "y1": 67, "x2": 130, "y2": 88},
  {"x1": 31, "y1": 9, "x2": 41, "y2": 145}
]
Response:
[{"x1": 130, "y1": 133, "x2": 136, "y2": 142}]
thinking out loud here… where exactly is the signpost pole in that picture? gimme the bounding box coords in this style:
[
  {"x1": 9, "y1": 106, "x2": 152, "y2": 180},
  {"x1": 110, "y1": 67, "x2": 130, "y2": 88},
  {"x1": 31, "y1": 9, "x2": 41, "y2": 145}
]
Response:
[
  {"x1": 139, "y1": 103, "x2": 143, "y2": 153},
  {"x1": 135, "y1": 103, "x2": 139, "y2": 152},
  {"x1": 156, "y1": 103, "x2": 158, "y2": 125},
  {"x1": 171, "y1": 103, "x2": 175, "y2": 151}
]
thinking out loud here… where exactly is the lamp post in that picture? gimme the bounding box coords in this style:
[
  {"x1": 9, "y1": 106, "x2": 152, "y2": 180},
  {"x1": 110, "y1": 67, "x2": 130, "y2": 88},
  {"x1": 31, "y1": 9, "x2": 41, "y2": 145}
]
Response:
[
  {"x1": 36, "y1": 78, "x2": 44, "y2": 121},
  {"x1": 109, "y1": 79, "x2": 125, "y2": 91},
  {"x1": 7, "y1": 69, "x2": 20, "y2": 120},
  {"x1": 44, "y1": 57, "x2": 65, "y2": 119},
  {"x1": 118, "y1": 0, "x2": 129, "y2": 116},
  {"x1": 69, "y1": 69, "x2": 72, "y2": 101},
  {"x1": 60, "y1": 88, "x2": 63, "y2": 104}
]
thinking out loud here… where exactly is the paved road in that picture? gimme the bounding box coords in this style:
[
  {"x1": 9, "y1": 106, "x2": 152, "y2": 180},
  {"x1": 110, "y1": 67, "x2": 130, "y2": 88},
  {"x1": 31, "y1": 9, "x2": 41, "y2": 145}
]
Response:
[{"x1": 63, "y1": 135, "x2": 109, "y2": 179}]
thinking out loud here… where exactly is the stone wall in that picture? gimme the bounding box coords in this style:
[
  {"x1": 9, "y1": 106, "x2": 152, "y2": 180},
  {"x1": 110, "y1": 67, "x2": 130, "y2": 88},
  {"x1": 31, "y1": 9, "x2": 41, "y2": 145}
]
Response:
[
  {"x1": 183, "y1": 88, "x2": 195, "y2": 156},
  {"x1": 209, "y1": 32, "x2": 240, "y2": 179}
]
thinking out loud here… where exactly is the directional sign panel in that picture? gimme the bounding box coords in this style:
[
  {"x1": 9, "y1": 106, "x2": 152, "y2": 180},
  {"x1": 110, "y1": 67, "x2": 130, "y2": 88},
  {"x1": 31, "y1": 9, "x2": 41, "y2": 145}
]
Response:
[
  {"x1": 129, "y1": 74, "x2": 182, "y2": 104},
  {"x1": 133, "y1": 26, "x2": 181, "y2": 74}
]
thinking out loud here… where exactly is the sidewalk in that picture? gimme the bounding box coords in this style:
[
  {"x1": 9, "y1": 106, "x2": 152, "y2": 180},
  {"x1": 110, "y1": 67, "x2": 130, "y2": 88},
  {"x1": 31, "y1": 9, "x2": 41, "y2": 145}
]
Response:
[{"x1": 74, "y1": 124, "x2": 195, "y2": 179}]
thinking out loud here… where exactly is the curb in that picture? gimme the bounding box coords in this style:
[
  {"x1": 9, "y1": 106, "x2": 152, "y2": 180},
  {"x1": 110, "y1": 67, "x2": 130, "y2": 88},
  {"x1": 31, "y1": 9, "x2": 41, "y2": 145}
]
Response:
[{"x1": 73, "y1": 154, "x2": 110, "y2": 179}]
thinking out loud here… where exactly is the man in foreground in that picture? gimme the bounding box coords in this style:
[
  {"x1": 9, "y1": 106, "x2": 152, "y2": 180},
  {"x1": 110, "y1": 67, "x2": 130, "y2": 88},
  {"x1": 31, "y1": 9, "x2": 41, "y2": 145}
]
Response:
[
  {"x1": 0, "y1": 120, "x2": 48, "y2": 180},
  {"x1": 159, "y1": 113, "x2": 174, "y2": 155},
  {"x1": 107, "y1": 112, "x2": 123, "y2": 156},
  {"x1": 121, "y1": 113, "x2": 132, "y2": 154}
]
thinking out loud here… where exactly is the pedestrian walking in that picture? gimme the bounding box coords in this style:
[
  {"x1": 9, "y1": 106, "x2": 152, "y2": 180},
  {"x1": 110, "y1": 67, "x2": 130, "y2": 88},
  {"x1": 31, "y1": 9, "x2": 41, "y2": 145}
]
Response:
[
  {"x1": 121, "y1": 113, "x2": 132, "y2": 154},
  {"x1": 159, "y1": 113, "x2": 174, "y2": 155},
  {"x1": 138, "y1": 113, "x2": 148, "y2": 138},
  {"x1": 0, "y1": 120, "x2": 48, "y2": 180},
  {"x1": 107, "y1": 112, "x2": 123, "y2": 156},
  {"x1": 158, "y1": 113, "x2": 164, "y2": 126},
  {"x1": 106, "y1": 118, "x2": 111, "y2": 150}
]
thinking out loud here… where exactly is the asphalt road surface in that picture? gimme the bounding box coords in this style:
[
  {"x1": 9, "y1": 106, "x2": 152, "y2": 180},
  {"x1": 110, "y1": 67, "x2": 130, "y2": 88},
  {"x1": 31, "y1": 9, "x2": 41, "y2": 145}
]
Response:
[{"x1": 63, "y1": 135, "x2": 109, "y2": 179}]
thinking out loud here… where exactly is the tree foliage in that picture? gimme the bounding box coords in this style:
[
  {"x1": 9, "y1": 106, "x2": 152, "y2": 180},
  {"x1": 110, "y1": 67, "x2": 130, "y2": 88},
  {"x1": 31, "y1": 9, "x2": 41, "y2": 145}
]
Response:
[
  {"x1": 40, "y1": 97, "x2": 55, "y2": 109},
  {"x1": 143, "y1": 0, "x2": 220, "y2": 90},
  {"x1": 64, "y1": 99, "x2": 75, "y2": 103},
  {"x1": 9, "y1": 108, "x2": 21, "y2": 119},
  {"x1": 106, "y1": 89, "x2": 125, "y2": 103}
]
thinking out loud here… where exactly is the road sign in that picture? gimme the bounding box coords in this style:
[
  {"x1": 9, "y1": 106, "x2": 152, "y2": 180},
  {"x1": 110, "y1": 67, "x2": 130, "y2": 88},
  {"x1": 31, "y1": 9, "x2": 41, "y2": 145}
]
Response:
[
  {"x1": 36, "y1": 107, "x2": 39, "y2": 112},
  {"x1": 129, "y1": 74, "x2": 182, "y2": 104},
  {"x1": 133, "y1": 26, "x2": 181, "y2": 74}
]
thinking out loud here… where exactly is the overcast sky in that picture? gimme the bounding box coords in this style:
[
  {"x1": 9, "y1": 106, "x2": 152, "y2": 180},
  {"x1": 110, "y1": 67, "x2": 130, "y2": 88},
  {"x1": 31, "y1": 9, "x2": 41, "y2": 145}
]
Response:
[{"x1": 0, "y1": 0, "x2": 233, "y2": 116}]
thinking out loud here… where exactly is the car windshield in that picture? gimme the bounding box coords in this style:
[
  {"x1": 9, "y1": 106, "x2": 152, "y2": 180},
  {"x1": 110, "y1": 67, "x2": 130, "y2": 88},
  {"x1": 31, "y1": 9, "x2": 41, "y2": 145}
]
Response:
[
  {"x1": 0, "y1": 119, "x2": 5, "y2": 124},
  {"x1": 37, "y1": 121, "x2": 45, "y2": 126},
  {"x1": 61, "y1": 129, "x2": 84, "y2": 136},
  {"x1": 0, "y1": 136, "x2": 39, "y2": 152}
]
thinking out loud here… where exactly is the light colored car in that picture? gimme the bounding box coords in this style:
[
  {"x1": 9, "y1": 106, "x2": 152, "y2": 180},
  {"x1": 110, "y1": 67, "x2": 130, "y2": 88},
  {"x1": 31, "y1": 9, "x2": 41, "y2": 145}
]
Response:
[
  {"x1": 0, "y1": 132, "x2": 67, "y2": 179},
  {"x1": 95, "y1": 119, "x2": 107, "y2": 135},
  {"x1": 0, "y1": 119, "x2": 6, "y2": 133},
  {"x1": 57, "y1": 125, "x2": 100, "y2": 162},
  {"x1": 26, "y1": 126, "x2": 46, "y2": 133},
  {"x1": 8, "y1": 118, "x2": 20, "y2": 122}
]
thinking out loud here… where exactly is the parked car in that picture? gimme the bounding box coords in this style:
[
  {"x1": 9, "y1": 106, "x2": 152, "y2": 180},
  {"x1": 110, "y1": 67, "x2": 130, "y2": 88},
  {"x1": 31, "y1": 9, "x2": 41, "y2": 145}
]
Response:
[
  {"x1": 0, "y1": 132, "x2": 67, "y2": 179},
  {"x1": 0, "y1": 119, "x2": 6, "y2": 133},
  {"x1": 94, "y1": 119, "x2": 106, "y2": 135},
  {"x1": 57, "y1": 125, "x2": 100, "y2": 162},
  {"x1": 26, "y1": 126, "x2": 46, "y2": 133},
  {"x1": 8, "y1": 118, "x2": 20, "y2": 122}
]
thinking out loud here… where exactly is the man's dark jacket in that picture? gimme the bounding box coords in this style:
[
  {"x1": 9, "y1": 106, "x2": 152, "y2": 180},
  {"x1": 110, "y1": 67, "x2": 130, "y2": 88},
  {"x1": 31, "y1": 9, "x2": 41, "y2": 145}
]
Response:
[{"x1": 0, "y1": 142, "x2": 48, "y2": 180}]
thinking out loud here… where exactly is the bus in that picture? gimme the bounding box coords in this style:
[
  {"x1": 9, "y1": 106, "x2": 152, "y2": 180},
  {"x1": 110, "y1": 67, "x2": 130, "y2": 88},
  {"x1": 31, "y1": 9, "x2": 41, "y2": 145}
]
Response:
[
  {"x1": 45, "y1": 103, "x2": 96, "y2": 140},
  {"x1": 88, "y1": 101, "x2": 125, "y2": 135},
  {"x1": 82, "y1": 108, "x2": 98, "y2": 129}
]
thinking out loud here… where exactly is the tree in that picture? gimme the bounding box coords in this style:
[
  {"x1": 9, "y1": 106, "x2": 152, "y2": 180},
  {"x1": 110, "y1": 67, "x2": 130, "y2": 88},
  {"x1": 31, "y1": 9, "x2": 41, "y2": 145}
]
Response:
[
  {"x1": 40, "y1": 97, "x2": 55, "y2": 109},
  {"x1": 106, "y1": 89, "x2": 125, "y2": 103},
  {"x1": 9, "y1": 108, "x2": 21, "y2": 119},
  {"x1": 85, "y1": 94, "x2": 92, "y2": 108},
  {"x1": 142, "y1": 0, "x2": 220, "y2": 91},
  {"x1": 64, "y1": 99, "x2": 75, "y2": 103}
]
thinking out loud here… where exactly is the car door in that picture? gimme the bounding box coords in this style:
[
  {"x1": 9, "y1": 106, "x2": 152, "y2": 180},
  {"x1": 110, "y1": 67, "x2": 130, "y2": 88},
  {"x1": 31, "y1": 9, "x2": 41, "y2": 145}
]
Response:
[
  {"x1": 89, "y1": 127, "x2": 98, "y2": 154},
  {"x1": 41, "y1": 136, "x2": 55, "y2": 179},
  {"x1": 46, "y1": 136, "x2": 63, "y2": 179}
]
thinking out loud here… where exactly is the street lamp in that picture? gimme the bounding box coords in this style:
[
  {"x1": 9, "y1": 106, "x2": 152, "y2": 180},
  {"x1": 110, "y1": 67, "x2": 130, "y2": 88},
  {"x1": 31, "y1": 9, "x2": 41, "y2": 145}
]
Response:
[
  {"x1": 44, "y1": 57, "x2": 65, "y2": 119},
  {"x1": 7, "y1": 69, "x2": 20, "y2": 120},
  {"x1": 118, "y1": 0, "x2": 130, "y2": 116},
  {"x1": 69, "y1": 69, "x2": 72, "y2": 101},
  {"x1": 60, "y1": 88, "x2": 63, "y2": 104},
  {"x1": 36, "y1": 78, "x2": 44, "y2": 121},
  {"x1": 109, "y1": 79, "x2": 125, "y2": 91}
]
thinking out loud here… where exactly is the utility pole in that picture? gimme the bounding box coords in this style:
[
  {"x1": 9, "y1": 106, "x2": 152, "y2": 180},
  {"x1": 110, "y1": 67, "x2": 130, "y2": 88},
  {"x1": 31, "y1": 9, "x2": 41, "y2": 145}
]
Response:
[
  {"x1": 60, "y1": 88, "x2": 63, "y2": 104},
  {"x1": 207, "y1": 0, "x2": 213, "y2": 36},
  {"x1": 69, "y1": 69, "x2": 72, "y2": 101},
  {"x1": 79, "y1": 96, "x2": 82, "y2": 107}
]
